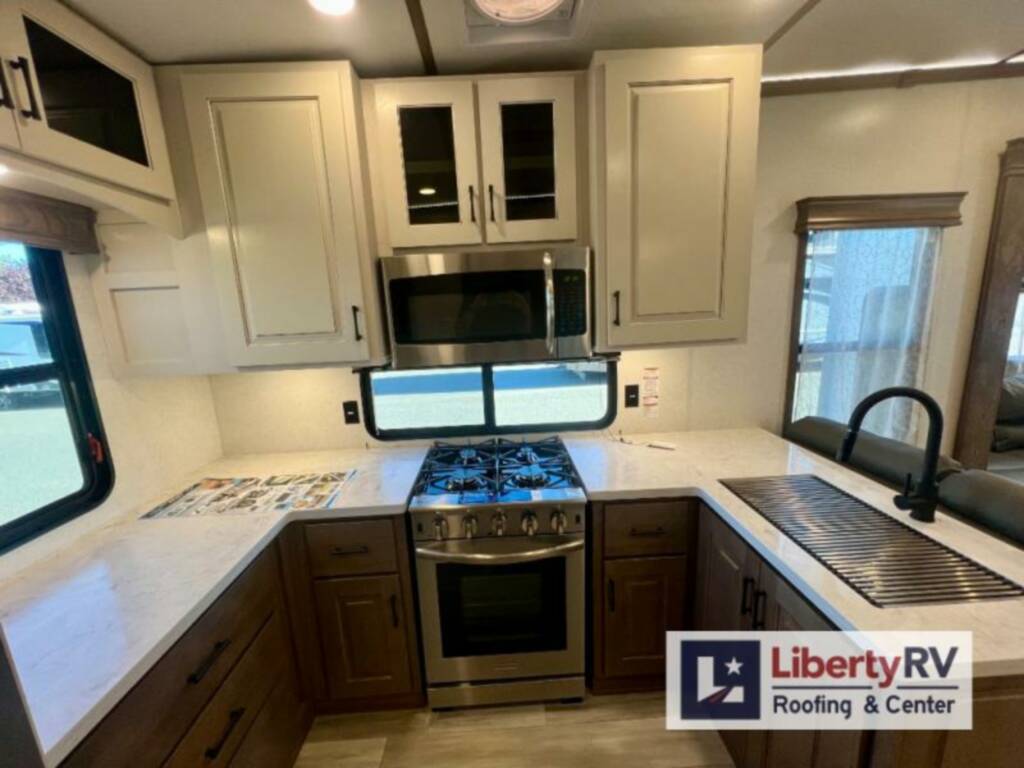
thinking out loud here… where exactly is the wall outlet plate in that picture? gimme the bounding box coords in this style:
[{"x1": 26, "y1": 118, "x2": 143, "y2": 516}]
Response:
[
  {"x1": 624, "y1": 384, "x2": 639, "y2": 408},
  {"x1": 342, "y1": 401, "x2": 360, "y2": 425}
]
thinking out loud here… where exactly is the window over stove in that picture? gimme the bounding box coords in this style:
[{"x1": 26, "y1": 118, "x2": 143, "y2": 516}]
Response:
[{"x1": 361, "y1": 359, "x2": 616, "y2": 440}]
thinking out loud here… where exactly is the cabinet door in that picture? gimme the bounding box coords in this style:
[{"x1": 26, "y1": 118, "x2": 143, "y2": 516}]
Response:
[
  {"x1": 694, "y1": 507, "x2": 757, "y2": 632},
  {"x1": 182, "y1": 68, "x2": 369, "y2": 366},
  {"x1": 599, "y1": 46, "x2": 761, "y2": 347},
  {"x1": 313, "y1": 574, "x2": 413, "y2": 701},
  {"x1": 0, "y1": 0, "x2": 175, "y2": 199},
  {"x1": 477, "y1": 76, "x2": 577, "y2": 243},
  {"x1": 603, "y1": 556, "x2": 686, "y2": 678},
  {"x1": 374, "y1": 80, "x2": 481, "y2": 247}
]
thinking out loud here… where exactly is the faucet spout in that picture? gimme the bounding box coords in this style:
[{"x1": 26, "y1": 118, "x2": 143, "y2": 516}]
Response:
[{"x1": 835, "y1": 386, "x2": 944, "y2": 523}]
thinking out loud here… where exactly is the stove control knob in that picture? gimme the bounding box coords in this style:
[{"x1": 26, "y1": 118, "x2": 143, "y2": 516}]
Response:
[
  {"x1": 462, "y1": 514, "x2": 479, "y2": 539},
  {"x1": 491, "y1": 510, "x2": 507, "y2": 536},
  {"x1": 550, "y1": 509, "x2": 568, "y2": 535},
  {"x1": 433, "y1": 516, "x2": 449, "y2": 541},
  {"x1": 521, "y1": 512, "x2": 538, "y2": 536}
]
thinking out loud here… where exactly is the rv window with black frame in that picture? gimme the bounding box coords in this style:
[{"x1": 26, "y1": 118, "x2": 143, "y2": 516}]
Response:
[{"x1": 0, "y1": 242, "x2": 112, "y2": 552}]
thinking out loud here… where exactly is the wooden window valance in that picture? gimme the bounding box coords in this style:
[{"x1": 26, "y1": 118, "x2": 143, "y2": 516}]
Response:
[
  {"x1": 794, "y1": 192, "x2": 968, "y2": 234},
  {"x1": 0, "y1": 186, "x2": 97, "y2": 253}
]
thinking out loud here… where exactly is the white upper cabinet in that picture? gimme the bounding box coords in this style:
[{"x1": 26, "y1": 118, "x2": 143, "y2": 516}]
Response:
[
  {"x1": 592, "y1": 46, "x2": 761, "y2": 348},
  {"x1": 478, "y1": 76, "x2": 577, "y2": 244},
  {"x1": 373, "y1": 74, "x2": 579, "y2": 249},
  {"x1": 0, "y1": 0, "x2": 175, "y2": 200},
  {"x1": 181, "y1": 66, "x2": 370, "y2": 367},
  {"x1": 375, "y1": 80, "x2": 481, "y2": 248}
]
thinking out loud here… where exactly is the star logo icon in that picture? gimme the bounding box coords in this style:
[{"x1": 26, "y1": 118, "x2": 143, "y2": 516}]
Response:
[{"x1": 725, "y1": 657, "x2": 743, "y2": 676}]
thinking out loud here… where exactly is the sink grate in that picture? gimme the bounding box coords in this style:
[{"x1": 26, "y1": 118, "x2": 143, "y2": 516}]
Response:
[{"x1": 720, "y1": 474, "x2": 1024, "y2": 608}]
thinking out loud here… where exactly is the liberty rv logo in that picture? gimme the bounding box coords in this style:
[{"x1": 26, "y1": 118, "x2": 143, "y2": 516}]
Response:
[
  {"x1": 667, "y1": 631, "x2": 972, "y2": 730},
  {"x1": 680, "y1": 640, "x2": 760, "y2": 719}
]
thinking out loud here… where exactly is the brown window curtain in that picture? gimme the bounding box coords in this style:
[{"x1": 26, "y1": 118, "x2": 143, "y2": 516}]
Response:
[{"x1": 0, "y1": 187, "x2": 97, "y2": 254}]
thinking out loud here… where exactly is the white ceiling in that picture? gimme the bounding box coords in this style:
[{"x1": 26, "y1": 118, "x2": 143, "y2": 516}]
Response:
[
  {"x1": 63, "y1": 0, "x2": 425, "y2": 76},
  {"x1": 422, "y1": 0, "x2": 806, "y2": 74},
  {"x1": 764, "y1": 0, "x2": 1024, "y2": 79},
  {"x1": 64, "y1": 0, "x2": 1024, "y2": 81}
]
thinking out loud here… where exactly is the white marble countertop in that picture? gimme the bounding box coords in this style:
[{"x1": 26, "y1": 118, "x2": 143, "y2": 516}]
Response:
[
  {"x1": 3, "y1": 429, "x2": 1024, "y2": 766},
  {"x1": 0, "y1": 444, "x2": 426, "y2": 768},
  {"x1": 564, "y1": 430, "x2": 1024, "y2": 680}
]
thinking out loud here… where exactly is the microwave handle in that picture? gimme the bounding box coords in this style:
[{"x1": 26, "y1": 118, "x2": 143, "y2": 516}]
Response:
[{"x1": 544, "y1": 252, "x2": 555, "y2": 355}]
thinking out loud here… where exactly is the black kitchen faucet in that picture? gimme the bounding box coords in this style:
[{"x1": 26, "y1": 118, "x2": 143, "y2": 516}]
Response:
[{"x1": 836, "y1": 386, "x2": 944, "y2": 523}]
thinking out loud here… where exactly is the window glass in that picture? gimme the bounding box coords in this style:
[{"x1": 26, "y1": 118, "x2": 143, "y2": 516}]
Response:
[
  {"x1": 369, "y1": 367, "x2": 485, "y2": 432},
  {"x1": 1006, "y1": 289, "x2": 1024, "y2": 376},
  {"x1": 398, "y1": 106, "x2": 459, "y2": 225},
  {"x1": 0, "y1": 381, "x2": 83, "y2": 524},
  {"x1": 493, "y1": 361, "x2": 609, "y2": 427},
  {"x1": 791, "y1": 227, "x2": 940, "y2": 441},
  {"x1": 0, "y1": 242, "x2": 112, "y2": 551},
  {"x1": 364, "y1": 359, "x2": 615, "y2": 439},
  {"x1": 500, "y1": 102, "x2": 556, "y2": 221}
]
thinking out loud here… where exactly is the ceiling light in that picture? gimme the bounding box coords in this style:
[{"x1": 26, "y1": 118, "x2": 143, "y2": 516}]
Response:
[
  {"x1": 0, "y1": 163, "x2": 8, "y2": 176},
  {"x1": 471, "y1": 0, "x2": 566, "y2": 25},
  {"x1": 308, "y1": 0, "x2": 355, "y2": 16},
  {"x1": 418, "y1": 187, "x2": 436, "y2": 196}
]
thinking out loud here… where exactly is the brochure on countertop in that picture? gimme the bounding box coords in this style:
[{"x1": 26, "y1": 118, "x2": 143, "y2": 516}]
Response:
[{"x1": 142, "y1": 470, "x2": 356, "y2": 519}]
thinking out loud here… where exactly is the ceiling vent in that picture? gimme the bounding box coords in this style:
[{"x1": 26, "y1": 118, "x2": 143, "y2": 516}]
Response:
[{"x1": 464, "y1": 0, "x2": 583, "y2": 45}]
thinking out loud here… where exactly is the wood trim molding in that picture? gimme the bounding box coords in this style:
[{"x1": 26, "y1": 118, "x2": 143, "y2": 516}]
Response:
[
  {"x1": 953, "y1": 138, "x2": 1024, "y2": 468},
  {"x1": 762, "y1": 61, "x2": 1024, "y2": 98},
  {"x1": 794, "y1": 192, "x2": 967, "y2": 233},
  {"x1": 0, "y1": 187, "x2": 97, "y2": 253},
  {"x1": 403, "y1": 0, "x2": 437, "y2": 76}
]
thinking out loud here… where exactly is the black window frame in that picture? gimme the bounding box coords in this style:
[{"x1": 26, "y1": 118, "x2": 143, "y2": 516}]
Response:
[
  {"x1": 360, "y1": 357, "x2": 617, "y2": 441},
  {"x1": 1, "y1": 244, "x2": 113, "y2": 554}
]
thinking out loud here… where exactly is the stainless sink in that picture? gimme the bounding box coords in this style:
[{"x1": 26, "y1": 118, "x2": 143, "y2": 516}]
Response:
[{"x1": 721, "y1": 474, "x2": 1024, "y2": 607}]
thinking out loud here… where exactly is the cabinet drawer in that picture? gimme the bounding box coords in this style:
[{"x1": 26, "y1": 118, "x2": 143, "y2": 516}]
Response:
[
  {"x1": 63, "y1": 548, "x2": 278, "y2": 768},
  {"x1": 603, "y1": 500, "x2": 696, "y2": 558},
  {"x1": 305, "y1": 519, "x2": 398, "y2": 578},
  {"x1": 164, "y1": 612, "x2": 288, "y2": 768}
]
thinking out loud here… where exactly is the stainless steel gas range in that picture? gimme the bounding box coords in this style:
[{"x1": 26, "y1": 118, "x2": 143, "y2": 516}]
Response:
[{"x1": 408, "y1": 437, "x2": 586, "y2": 709}]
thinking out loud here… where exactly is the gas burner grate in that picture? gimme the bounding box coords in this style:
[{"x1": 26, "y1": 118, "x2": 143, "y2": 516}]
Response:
[{"x1": 721, "y1": 474, "x2": 1024, "y2": 608}]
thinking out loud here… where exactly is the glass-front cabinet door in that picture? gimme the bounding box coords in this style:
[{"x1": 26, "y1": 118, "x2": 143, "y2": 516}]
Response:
[
  {"x1": 375, "y1": 80, "x2": 482, "y2": 247},
  {"x1": 0, "y1": 0, "x2": 175, "y2": 199},
  {"x1": 478, "y1": 76, "x2": 577, "y2": 243}
]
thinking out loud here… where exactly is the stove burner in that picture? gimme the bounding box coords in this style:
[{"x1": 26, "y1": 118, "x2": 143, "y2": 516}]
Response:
[
  {"x1": 515, "y1": 447, "x2": 540, "y2": 464},
  {"x1": 443, "y1": 468, "x2": 488, "y2": 492},
  {"x1": 458, "y1": 448, "x2": 481, "y2": 464},
  {"x1": 508, "y1": 465, "x2": 549, "y2": 488}
]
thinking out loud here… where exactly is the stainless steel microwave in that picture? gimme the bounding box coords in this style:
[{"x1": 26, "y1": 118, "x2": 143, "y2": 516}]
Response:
[{"x1": 381, "y1": 247, "x2": 592, "y2": 369}]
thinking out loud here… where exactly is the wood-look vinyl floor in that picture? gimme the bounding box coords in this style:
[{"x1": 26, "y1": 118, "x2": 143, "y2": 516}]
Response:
[{"x1": 294, "y1": 692, "x2": 735, "y2": 768}]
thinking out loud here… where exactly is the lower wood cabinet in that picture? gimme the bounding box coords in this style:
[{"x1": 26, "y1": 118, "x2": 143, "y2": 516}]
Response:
[
  {"x1": 278, "y1": 516, "x2": 424, "y2": 712},
  {"x1": 590, "y1": 498, "x2": 697, "y2": 693},
  {"x1": 61, "y1": 546, "x2": 310, "y2": 768},
  {"x1": 314, "y1": 574, "x2": 413, "y2": 700}
]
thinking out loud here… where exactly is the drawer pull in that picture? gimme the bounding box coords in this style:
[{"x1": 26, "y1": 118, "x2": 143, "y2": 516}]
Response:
[
  {"x1": 204, "y1": 706, "x2": 245, "y2": 760},
  {"x1": 9, "y1": 57, "x2": 41, "y2": 120},
  {"x1": 752, "y1": 589, "x2": 767, "y2": 630},
  {"x1": 607, "y1": 579, "x2": 616, "y2": 612},
  {"x1": 740, "y1": 576, "x2": 755, "y2": 616},
  {"x1": 330, "y1": 544, "x2": 370, "y2": 557},
  {"x1": 187, "y1": 639, "x2": 231, "y2": 685},
  {"x1": 390, "y1": 594, "x2": 399, "y2": 628},
  {"x1": 629, "y1": 526, "x2": 666, "y2": 538},
  {"x1": 0, "y1": 66, "x2": 12, "y2": 110}
]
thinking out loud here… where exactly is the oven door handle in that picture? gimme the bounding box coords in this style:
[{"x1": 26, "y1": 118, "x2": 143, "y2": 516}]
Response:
[
  {"x1": 543, "y1": 251, "x2": 555, "y2": 356},
  {"x1": 415, "y1": 537, "x2": 583, "y2": 565}
]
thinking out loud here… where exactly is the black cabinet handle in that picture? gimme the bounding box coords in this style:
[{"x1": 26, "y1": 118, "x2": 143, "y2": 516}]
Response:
[
  {"x1": 469, "y1": 184, "x2": 476, "y2": 223},
  {"x1": 204, "y1": 707, "x2": 245, "y2": 760},
  {"x1": 390, "y1": 594, "x2": 399, "y2": 628},
  {"x1": 488, "y1": 184, "x2": 496, "y2": 223},
  {"x1": 351, "y1": 305, "x2": 363, "y2": 341},
  {"x1": 752, "y1": 589, "x2": 767, "y2": 629},
  {"x1": 330, "y1": 544, "x2": 369, "y2": 557},
  {"x1": 629, "y1": 526, "x2": 665, "y2": 538},
  {"x1": 0, "y1": 66, "x2": 12, "y2": 111},
  {"x1": 187, "y1": 638, "x2": 231, "y2": 685},
  {"x1": 740, "y1": 577, "x2": 755, "y2": 616},
  {"x1": 607, "y1": 579, "x2": 616, "y2": 612},
  {"x1": 612, "y1": 290, "x2": 621, "y2": 326},
  {"x1": 10, "y1": 57, "x2": 41, "y2": 120}
]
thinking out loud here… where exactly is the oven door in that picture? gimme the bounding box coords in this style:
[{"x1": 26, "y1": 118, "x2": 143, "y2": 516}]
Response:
[
  {"x1": 382, "y1": 248, "x2": 591, "y2": 368},
  {"x1": 415, "y1": 534, "x2": 584, "y2": 684}
]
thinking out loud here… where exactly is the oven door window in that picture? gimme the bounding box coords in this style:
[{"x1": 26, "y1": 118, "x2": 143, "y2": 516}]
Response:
[
  {"x1": 436, "y1": 558, "x2": 567, "y2": 658},
  {"x1": 390, "y1": 271, "x2": 546, "y2": 345}
]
